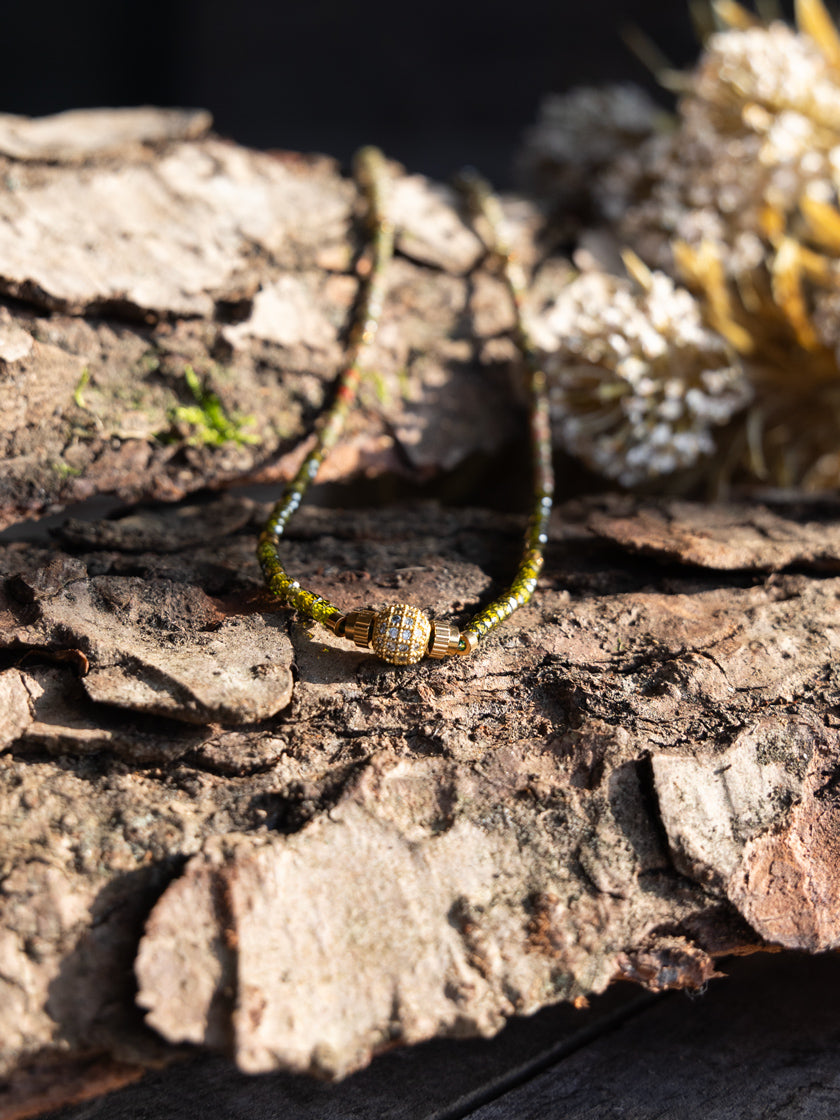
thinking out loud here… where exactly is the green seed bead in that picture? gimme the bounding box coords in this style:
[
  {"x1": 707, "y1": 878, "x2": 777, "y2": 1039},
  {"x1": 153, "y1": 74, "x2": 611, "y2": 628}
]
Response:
[{"x1": 257, "y1": 152, "x2": 554, "y2": 664}]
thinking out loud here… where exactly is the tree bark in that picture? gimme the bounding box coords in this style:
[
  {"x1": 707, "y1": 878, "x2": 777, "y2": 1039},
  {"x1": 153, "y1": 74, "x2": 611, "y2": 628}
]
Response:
[
  {"x1": 0, "y1": 107, "x2": 539, "y2": 532},
  {"x1": 1, "y1": 109, "x2": 839, "y2": 1118},
  {"x1": 3, "y1": 493, "x2": 840, "y2": 1115}
]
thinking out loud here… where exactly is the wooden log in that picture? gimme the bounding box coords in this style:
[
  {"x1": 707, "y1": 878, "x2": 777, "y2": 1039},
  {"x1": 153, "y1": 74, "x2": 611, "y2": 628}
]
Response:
[
  {"x1": 22, "y1": 953, "x2": 840, "y2": 1120},
  {"x1": 1, "y1": 107, "x2": 839, "y2": 1118},
  {"x1": 0, "y1": 108, "x2": 533, "y2": 532},
  {"x1": 462, "y1": 951, "x2": 840, "y2": 1120},
  {"x1": 2, "y1": 491, "x2": 840, "y2": 1115}
]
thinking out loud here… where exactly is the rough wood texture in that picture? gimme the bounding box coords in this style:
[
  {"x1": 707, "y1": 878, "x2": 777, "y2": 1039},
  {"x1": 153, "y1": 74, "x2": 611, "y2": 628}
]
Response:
[
  {"x1": 0, "y1": 108, "x2": 530, "y2": 532},
  {"x1": 465, "y1": 952, "x2": 840, "y2": 1120},
  {"x1": 2, "y1": 491, "x2": 840, "y2": 1116},
  {"x1": 36, "y1": 953, "x2": 840, "y2": 1120},
  {"x1": 1, "y1": 108, "x2": 839, "y2": 1119}
]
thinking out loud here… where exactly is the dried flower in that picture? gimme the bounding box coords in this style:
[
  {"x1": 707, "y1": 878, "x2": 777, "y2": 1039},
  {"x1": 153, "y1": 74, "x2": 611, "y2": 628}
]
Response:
[
  {"x1": 603, "y1": 17, "x2": 840, "y2": 288},
  {"x1": 528, "y1": 0, "x2": 840, "y2": 491},
  {"x1": 518, "y1": 85, "x2": 662, "y2": 209},
  {"x1": 537, "y1": 258, "x2": 750, "y2": 486}
]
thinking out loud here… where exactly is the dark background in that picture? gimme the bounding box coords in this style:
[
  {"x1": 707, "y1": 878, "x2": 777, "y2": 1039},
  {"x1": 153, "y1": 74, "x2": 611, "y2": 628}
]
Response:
[{"x1": 0, "y1": 1, "x2": 711, "y2": 183}]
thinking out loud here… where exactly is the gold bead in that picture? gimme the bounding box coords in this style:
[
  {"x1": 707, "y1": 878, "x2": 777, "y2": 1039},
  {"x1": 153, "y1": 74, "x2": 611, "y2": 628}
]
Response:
[
  {"x1": 370, "y1": 603, "x2": 431, "y2": 665},
  {"x1": 428, "y1": 621, "x2": 461, "y2": 658},
  {"x1": 456, "y1": 630, "x2": 479, "y2": 656}
]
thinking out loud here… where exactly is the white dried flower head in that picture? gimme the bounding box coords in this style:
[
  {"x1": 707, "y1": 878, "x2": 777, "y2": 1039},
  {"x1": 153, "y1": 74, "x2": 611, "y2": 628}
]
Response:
[
  {"x1": 599, "y1": 22, "x2": 840, "y2": 280},
  {"x1": 522, "y1": 7, "x2": 840, "y2": 491},
  {"x1": 589, "y1": 10, "x2": 840, "y2": 491},
  {"x1": 697, "y1": 22, "x2": 840, "y2": 131},
  {"x1": 539, "y1": 268, "x2": 751, "y2": 486},
  {"x1": 518, "y1": 85, "x2": 661, "y2": 206}
]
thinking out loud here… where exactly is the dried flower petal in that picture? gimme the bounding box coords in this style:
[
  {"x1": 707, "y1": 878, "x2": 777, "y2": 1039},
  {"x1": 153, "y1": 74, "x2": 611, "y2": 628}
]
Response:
[{"x1": 539, "y1": 269, "x2": 750, "y2": 486}]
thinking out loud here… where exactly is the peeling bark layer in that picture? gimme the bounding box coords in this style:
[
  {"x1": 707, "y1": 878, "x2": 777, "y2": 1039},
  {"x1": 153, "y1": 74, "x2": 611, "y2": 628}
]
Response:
[
  {"x1": 1, "y1": 107, "x2": 839, "y2": 1118},
  {"x1": 0, "y1": 108, "x2": 529, "y2": 532},
  {"x1": 2, "y1": 495, "x2": 839, "y2": 1113}
]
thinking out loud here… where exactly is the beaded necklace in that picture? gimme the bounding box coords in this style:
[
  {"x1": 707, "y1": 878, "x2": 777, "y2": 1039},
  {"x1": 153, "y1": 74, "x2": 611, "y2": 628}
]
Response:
[{"x1": 257, "y1": 148, "x2": 554, "y2": 665}]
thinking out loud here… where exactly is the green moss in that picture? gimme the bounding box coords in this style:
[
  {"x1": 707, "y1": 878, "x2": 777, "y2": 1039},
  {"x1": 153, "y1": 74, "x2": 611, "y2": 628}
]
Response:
[
  {"x1": 368, "y1": 369, "x2": 391, "y2": 406},
  {"x1": 162, "y1": 365, "x2": 260, "y2": 448},
  {"x1": 73, "y1": 367, "x2": 91, "y2": 409},
  {"x1": 69, "y1": 367, "x2": 106, "y2": 439},
  {"x1": 359, "y1": 365, "x2": 412, "y2": 409},
  {"x1": 52, "y1": 461, "x2": 83, "y2": 479},
  {"x1": 139, "y1": 351, "x2": 162, "y2": 374}
]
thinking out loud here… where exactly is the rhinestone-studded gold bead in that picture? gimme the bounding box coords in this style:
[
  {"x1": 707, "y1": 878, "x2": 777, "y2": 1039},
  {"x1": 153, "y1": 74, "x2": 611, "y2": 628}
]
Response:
[{"x1": 370, "y1": 603, "x2": 432, "y2": 665}]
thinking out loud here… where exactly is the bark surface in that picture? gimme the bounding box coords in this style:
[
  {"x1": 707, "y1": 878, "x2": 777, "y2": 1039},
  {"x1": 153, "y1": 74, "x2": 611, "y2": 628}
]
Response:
[
  {"x1": 0, "y1": 107, "x2": 544, "y2": 532},
  {"x1": 0, "y1": 109, "x2": 839, "y2": 1119},
  {"x1": 3, "y1": 493, "x2": 840, "y2": 1116}
]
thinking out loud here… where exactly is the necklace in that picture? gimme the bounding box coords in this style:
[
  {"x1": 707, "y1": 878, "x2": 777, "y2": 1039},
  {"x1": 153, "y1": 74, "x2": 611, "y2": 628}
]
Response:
[{"x1": 257, "y1": 147, "x2": 554, "y2": 665}]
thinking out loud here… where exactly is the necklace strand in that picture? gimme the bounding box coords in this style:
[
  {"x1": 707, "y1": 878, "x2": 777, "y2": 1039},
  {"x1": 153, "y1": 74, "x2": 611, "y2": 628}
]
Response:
[{"x1": 257, "y1": 148, "x2": 554, "y2": 665}]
